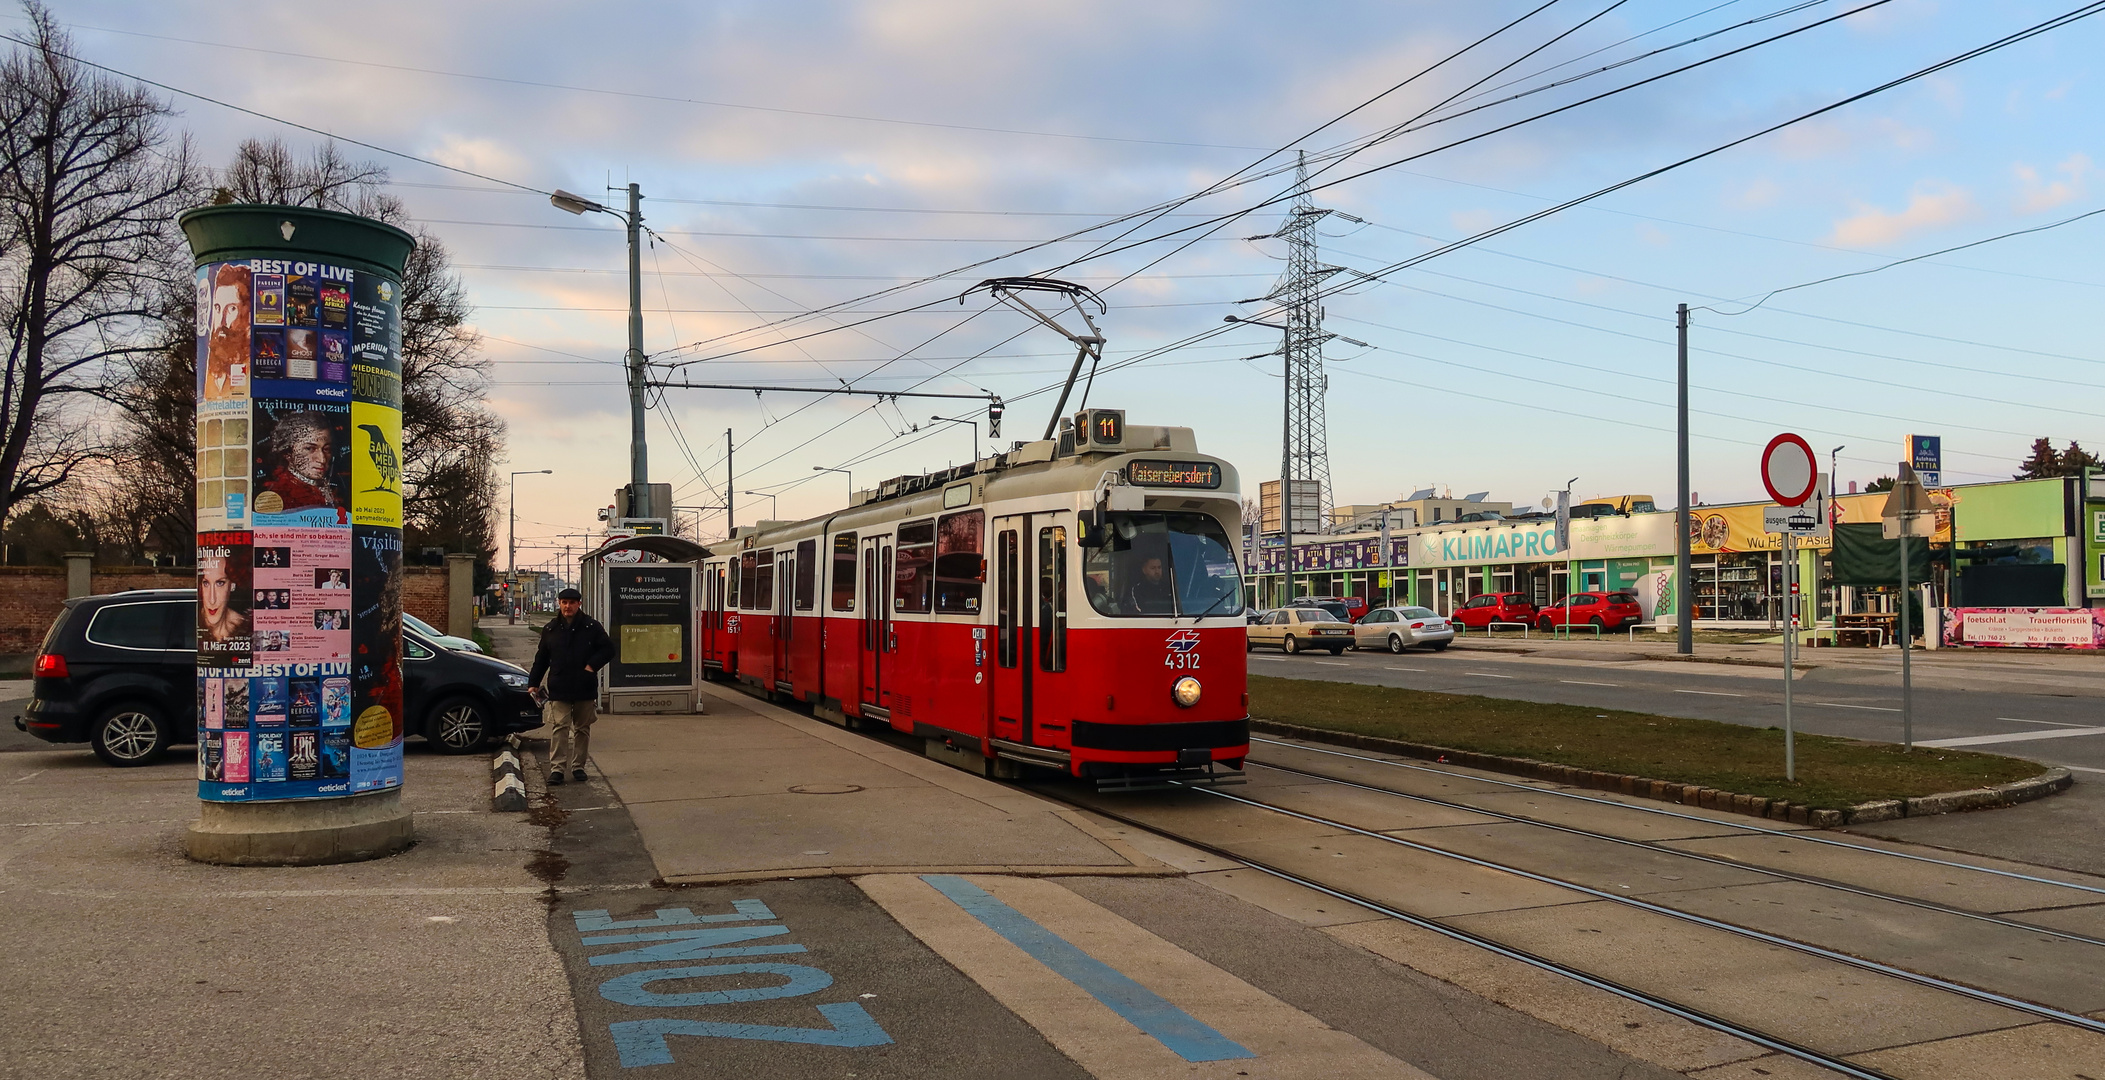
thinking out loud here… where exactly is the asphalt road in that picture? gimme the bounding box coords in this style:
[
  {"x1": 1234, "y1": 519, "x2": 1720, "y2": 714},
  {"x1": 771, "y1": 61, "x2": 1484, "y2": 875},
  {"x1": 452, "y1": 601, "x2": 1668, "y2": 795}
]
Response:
[{"x1": 1248, "y1": 645, "x2": 2105, "y2": 775}]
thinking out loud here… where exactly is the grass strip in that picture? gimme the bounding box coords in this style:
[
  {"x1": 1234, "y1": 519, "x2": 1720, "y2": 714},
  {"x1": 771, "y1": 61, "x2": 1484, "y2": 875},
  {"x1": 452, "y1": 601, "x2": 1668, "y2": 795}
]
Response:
[{"x1": 1250, "y1": 675, "x2": 2042, "y2": 809}]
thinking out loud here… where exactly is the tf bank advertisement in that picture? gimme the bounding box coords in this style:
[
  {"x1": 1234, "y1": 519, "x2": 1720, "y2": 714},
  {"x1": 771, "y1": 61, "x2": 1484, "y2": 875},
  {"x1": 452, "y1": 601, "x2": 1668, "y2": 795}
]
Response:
[{"x1": 195, "y1": 257, "x2": 405, "y2": 801}]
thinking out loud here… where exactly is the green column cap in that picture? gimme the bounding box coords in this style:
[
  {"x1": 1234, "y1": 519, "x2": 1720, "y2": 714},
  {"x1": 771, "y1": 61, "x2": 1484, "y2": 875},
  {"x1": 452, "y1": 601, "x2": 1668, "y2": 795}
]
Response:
[{"x1": 179, "y1": 204, "x2": 416, "y2": 279}]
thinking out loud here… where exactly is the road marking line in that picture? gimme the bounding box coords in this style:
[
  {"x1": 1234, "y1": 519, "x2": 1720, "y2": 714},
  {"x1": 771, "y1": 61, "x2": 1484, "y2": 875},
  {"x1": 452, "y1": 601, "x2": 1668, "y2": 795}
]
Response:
[
  {"x1": 1810, "y1": 702, "x2": 1899, "y2": 712},
  {"x1": 856, "y1": 875, "x2": 1429, "y2": 1079},
  {"x1": 1919, "y1": 726, "x2": 2105, "y2": 748},
  {"x1": 1560, "y1": 680, "x2": 1619, "y2": 687},
  {"x1": 9, "y1": 771, "x2": 42, "y2": 784},
  {"x1": 1465, "y1": 672, "x2": 1515, "y2": 679},
  {"x1": 922, "y1": 875, "x2": 1252, "y2": 1062},
  {"x1": 1313, "y1": 661, "x2": 1350, "y2": 667},
  {"x1": 1383, "y1": 667, "x2": 1425, "y2": 672},
  {"x1": 1998, "y1": 717, "x2": 2092, "y2": 728},
  {"x1": 2060, "y1": 765, "x2": 2105, "y2": 775},
  {"x1": 1674, "y1": 689, "x2": 1744, "y2": 697},
  {"x1": 1253, "y1": 656, "x2": 1287, "y2": 662}
]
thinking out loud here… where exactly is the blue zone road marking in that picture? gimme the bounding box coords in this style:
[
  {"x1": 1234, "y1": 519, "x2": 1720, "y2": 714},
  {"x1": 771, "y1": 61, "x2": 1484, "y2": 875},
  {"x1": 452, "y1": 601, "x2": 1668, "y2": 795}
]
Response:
[
  {"x1": 571, "y1": 900, "x2": 894, "y2": 1067},
  {"x1": 920, "y1": 874, "x2": 1255, "y2": 1063}
]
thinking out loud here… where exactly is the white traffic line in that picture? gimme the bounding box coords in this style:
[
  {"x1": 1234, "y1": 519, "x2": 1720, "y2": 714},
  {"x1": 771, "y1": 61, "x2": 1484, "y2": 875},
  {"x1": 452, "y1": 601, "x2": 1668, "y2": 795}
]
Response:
[
  {"x1": 1673, "y1": 689, "x2": 1744, "y2": 698},
  {"x1": 1313, "y1": 661, "x2": 1350, "y2": 667},
  {"x1": 1998, "y1": 717, "x2": 2093, "y2": 728},
  {"x1": 1810, "y1": 702, "x2": 1899, "y2": 712},
  {"x1": 1464, "y1": 672, "x2": 1515, "y2": 679},
  {"x1": 1919, "y1": 726, "x2": 2105, "y2": 749},
  {"x1": 1383, "y1": 666, "x2": 1425, "y2": 672},
  {"x1": 2063, "y1": 765, "x2": 2105, "y2": 775},
  {"x1": 1253, "y1": 656, "x2": 1287, "y2": 662},
  {"x1": 1559, "y1": 680, "x2": 1619, "y2": 687}
]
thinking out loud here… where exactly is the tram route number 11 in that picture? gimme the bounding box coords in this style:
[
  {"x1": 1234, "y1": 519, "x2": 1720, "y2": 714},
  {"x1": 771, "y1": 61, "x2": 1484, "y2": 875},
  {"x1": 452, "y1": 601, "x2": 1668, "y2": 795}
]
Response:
[{"x1": 569, "y1": 900, "x2": 894, "y2": 1067}]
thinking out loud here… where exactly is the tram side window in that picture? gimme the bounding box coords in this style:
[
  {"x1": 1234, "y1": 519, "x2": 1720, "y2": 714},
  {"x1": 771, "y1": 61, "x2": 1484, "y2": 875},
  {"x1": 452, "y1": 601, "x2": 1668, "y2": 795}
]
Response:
[
  {"x1": 997, "y1": 529, "x2": 1018, "y2": 668},
  {"x1": 737, "y1": 553, "x2": 756, "y2": 610},
  {"x1": 795, "y1": 540, "x2": 818, "y2": 610},
  {"x1": 830, "y1": 533, "x2": 857, "y2": 611},
  {"x1": 1038, "y1": 525, "x2": 1066, "y2": 672},
  {"x1": 934, "y1": 510, "x2": 985, "y2": 614},
  {"x1": 755, "y1": 549, "x2": 776, "y2": 612},
  {"x1": 894, "y1": 520, "x2": 935, "y2": 613}
]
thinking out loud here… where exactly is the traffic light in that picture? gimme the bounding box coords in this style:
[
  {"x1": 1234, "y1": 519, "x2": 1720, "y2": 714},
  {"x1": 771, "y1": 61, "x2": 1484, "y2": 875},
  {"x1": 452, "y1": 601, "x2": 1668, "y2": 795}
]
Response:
[{"x1": 988, "y1": 398, "x2": 1003, "y2": 440}]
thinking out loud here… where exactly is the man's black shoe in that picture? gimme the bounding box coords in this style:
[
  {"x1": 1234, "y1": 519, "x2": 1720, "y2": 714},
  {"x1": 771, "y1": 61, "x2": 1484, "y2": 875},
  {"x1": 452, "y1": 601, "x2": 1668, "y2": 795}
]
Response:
[
  {"x1": 572, "y1": 769, "x2": 588, "y2": 782},
  {"x1": 548, "y1": 771, "x2": 565, "y2": 786}
]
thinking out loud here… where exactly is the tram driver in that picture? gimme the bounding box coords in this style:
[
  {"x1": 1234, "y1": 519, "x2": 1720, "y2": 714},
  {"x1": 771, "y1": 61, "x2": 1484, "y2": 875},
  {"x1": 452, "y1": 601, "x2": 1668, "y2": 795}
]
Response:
[{"x1": 1121, "y1": 552, "x2": 1177, "y2": 615}]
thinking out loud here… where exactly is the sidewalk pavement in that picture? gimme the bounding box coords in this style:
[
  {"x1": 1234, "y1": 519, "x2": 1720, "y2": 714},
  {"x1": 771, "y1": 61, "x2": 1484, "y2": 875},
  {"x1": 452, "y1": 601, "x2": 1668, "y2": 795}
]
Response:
[{"x1": 0, "y1": 744, "x2": 583, "y2": 1080}]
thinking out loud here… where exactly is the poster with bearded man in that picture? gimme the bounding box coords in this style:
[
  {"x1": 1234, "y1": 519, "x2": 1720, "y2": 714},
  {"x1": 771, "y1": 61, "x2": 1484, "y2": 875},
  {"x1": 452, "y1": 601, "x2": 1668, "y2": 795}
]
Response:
[{"x1": 251, "y1": 399, "x2": 352, "y2": 527}]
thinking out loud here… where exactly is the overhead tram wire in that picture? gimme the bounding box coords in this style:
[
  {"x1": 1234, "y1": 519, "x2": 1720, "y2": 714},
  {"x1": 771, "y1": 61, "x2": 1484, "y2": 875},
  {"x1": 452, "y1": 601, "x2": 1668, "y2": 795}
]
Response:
[{"x1": 1030, "y1": 3, "x2": 2105, "y2": 405}]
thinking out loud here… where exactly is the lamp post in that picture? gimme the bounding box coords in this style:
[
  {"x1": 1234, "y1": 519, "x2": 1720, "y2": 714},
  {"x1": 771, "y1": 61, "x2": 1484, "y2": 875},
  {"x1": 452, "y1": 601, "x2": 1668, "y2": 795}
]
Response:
[
  {"x1": 509, "y1": 469, "x2": 552, "y2": 624},
  {"x1": 551, "y1": 185, "x2": 651, "y2": 520},
  {"x1": 813, "y1": 466, "x2": 853, "y2": 502},
  {"x1": 929, "y1": 414, "x2": 978, "y2": 462},
  {"x1": 744, "y1": 490, "x2": 779, "y2": 521},
  {"x1": 1226, "y1": 314, "x2": 1293, "y2": 606}
]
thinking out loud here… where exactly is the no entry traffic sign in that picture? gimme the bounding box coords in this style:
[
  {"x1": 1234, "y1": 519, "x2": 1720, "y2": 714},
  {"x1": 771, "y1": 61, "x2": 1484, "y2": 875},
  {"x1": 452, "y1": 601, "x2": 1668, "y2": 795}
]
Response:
[{"x1": 1761, "y1": 433, "x2": 1818, "y2": 507}]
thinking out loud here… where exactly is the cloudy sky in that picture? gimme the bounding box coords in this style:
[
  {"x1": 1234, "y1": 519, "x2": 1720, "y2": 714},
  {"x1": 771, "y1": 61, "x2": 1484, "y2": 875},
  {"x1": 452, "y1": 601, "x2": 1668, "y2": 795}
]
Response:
[{"x1": 22, "y1": 1, "x2": 2105, "y2": 563}]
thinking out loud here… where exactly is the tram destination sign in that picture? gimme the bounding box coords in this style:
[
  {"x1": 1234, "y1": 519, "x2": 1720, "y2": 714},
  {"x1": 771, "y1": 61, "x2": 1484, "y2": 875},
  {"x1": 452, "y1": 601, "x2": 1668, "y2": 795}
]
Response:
[{"x1": 1125, "y1": 459, "x2": 1222, "y2": 489}]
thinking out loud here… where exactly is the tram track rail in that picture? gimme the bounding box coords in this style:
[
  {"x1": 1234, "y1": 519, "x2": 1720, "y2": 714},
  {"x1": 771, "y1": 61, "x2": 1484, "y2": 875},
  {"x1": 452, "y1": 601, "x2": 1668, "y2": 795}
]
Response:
[
  {"x1": 1251, "y1": 735, "x2": 2105, "y2": 901},
  {"x1": 1241, "y1": 755, "x2": 2105, "y2": 950},
  {"x1": 1028, "y1": 783, "x2": 1905, "y2": 1080}
]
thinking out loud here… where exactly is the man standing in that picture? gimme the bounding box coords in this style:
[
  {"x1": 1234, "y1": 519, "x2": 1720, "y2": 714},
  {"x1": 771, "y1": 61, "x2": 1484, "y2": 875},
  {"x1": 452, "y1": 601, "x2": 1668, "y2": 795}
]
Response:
[{"x1": 529, "y1": 588, "x2": 614, "y2": 785}]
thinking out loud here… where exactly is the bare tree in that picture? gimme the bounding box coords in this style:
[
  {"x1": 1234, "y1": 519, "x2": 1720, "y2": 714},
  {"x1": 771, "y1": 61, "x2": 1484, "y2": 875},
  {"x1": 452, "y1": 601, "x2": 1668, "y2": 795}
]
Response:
[{"x1": 0, "y1": 5, "x2": 195, "y2": 526}]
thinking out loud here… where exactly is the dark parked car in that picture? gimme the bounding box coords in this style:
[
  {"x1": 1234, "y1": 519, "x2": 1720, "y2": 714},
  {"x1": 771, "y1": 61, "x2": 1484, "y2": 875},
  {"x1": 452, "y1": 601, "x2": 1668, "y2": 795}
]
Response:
[{"x1": 14, "y1": 589, "x2": 542, "y2": 766}]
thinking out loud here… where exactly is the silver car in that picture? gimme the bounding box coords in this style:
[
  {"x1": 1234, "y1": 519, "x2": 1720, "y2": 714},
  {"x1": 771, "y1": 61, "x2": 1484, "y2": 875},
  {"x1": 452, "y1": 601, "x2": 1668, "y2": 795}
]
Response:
[{"x1": 1353, "y1": 606, "x2": 1454, "y2": 653}]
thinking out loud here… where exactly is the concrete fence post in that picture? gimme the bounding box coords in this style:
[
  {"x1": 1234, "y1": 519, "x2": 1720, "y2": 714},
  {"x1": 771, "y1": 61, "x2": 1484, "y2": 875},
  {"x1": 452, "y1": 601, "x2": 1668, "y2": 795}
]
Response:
[
  {"x1": 63, "y1": 552, "x2": 93, "y2": 598},
  {"x1": 446, "y1": 553, "x2": 476, "y2": 640}
]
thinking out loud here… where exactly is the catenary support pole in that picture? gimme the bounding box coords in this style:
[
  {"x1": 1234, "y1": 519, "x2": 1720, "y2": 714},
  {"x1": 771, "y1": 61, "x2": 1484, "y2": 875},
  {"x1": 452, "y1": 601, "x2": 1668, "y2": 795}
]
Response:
[
  {"x1": 1676, "y1": 303, "x2": 1693, "y2": 654},
  {"x1": 626, "y1": 183, "x2": 650, "y2": 521},
  {"x1": 725, "y1": 429, "x2": 734, "y2": 537}
]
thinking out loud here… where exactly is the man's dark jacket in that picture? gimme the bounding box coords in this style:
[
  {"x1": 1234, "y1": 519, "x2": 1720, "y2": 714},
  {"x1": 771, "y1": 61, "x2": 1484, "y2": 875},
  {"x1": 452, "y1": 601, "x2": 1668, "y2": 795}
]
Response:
[{"x1": 529, "y1": 613, "x2": 616, "y2": 702}]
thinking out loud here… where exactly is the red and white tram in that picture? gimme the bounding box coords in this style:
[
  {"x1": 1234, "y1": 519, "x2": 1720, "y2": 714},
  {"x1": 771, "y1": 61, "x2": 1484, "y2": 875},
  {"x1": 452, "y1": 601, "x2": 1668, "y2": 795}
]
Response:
[{"x1": 697, "y1": 409, "x2": 1249, "y2": 787}]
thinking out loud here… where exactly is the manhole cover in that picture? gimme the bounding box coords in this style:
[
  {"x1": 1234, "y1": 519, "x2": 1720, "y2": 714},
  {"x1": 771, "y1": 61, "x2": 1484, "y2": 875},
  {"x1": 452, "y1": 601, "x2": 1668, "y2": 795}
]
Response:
[{"x1": 788, "y1": 783, "x2": 864, "y2": 795}]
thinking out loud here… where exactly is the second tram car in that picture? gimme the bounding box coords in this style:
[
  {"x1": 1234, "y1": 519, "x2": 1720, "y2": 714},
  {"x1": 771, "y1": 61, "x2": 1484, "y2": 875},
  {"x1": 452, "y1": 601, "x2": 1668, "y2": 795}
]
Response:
[{"x1": 699, "y1": 409, "x2": 1249, "y2": 787}]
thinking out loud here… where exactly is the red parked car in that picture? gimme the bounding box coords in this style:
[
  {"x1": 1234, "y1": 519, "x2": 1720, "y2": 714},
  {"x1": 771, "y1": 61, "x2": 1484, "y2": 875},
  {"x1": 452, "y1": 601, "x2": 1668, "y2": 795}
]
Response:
[
  {"x1": 1450, "y1": 592, "x2": 1538, "y2": 630},
  {"x1": 1298, "y1": 595, "x2": 1368, "y2": 622},
  {"x1": 1537, "y1": 591, "x2": 1644, "y2": 632}
]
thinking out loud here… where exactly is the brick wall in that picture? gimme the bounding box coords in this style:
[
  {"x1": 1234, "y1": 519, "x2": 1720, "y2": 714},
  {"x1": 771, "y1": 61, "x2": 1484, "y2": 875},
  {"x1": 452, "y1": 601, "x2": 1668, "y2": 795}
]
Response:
[
  {"x1": 1, "y1": 562, "x2": 457, "y2": 669},
  {"x1": 0, "y1": 567, "x2": 66, "y2": 658},
  {"x1": 403, "y1": 566, "x2": 448, "y2": 630}
]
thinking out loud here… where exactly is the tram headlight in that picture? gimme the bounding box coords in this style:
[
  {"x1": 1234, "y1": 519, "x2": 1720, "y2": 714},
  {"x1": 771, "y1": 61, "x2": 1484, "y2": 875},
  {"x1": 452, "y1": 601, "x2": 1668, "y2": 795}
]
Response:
[{"x1": 1171, "y1": 676, "x2": 1202, "y2": 708}]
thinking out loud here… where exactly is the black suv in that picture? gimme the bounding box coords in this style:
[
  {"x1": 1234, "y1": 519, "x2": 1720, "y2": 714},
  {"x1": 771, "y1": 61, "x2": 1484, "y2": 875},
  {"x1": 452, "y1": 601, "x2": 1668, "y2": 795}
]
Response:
[{"x1": 15, "y1": 589, "x2": 542, "y2": 766}]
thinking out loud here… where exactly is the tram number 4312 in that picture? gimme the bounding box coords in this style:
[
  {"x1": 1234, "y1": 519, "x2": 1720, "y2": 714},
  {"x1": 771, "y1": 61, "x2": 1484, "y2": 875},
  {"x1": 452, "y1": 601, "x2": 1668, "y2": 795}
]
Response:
[
  {"x1": 570, "y1": 900, "x2": 894, "y2": 1067},
  {"x1": 1164, "y1": 629, "x2": 1201, "y2": 669}
]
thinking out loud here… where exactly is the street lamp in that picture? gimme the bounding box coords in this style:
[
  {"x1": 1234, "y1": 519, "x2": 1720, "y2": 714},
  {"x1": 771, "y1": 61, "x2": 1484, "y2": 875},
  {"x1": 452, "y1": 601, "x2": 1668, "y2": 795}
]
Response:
[
  {"x1": 813, "y1": 466, "x2": 853, "y2": 502},
  {"x1": 551, "y1": 185, "x2": 653, "y2": 520},
  {"x1": 929, "y1": 414, "x2": 978, "y2": 462},
  {"x1": 744, "y1": 490, "x2": 779, "y2": 520},
  {"x1": 509, "y1": 469, "x2": 552, "y2": 624},
  {"x1": 1227, "y1": 313, "x2": 1295, "y2": 605}
]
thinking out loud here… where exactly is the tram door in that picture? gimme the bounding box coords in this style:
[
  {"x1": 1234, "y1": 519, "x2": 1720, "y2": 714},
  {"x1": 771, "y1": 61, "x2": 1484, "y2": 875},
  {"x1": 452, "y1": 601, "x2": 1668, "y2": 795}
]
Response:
[
  {"x1": 775, "y1": 549, "x2": 793, "y2": 689},
  {"x1": 858, "y1": 535, "x2": 893, "y2": 712},
  {"x1": 992, "y1": 513, "x2": 1072, "y2": 751}
]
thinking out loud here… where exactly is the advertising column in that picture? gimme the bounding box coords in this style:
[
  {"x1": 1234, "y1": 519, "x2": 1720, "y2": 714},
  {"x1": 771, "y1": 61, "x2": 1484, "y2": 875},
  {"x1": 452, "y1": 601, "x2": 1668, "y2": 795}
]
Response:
[{"x1": 182, "y1": 205, "x2": 417, "y2": 866}]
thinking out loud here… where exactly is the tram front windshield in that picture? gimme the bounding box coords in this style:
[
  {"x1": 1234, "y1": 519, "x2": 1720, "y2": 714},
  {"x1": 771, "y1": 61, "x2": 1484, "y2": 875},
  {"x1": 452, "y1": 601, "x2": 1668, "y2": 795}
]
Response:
[{"x1": 1083, "y1": 511, "x2": 1244, "y2": 618}]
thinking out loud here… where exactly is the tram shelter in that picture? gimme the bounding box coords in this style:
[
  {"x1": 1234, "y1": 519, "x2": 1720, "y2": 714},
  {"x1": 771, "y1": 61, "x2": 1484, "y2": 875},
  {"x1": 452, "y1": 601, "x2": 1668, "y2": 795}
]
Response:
[{"x1": 579, "y1": 534, "x2": 712, "y2": 714}]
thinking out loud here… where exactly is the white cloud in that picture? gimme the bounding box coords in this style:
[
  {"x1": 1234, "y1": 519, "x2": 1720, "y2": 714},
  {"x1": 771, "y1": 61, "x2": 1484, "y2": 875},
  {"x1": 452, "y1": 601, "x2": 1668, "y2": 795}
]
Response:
[
  {"x1": 2014, "y1": 153, "x2": 2091, "y2": 214},
  {"x1": 1827, "y1": 182, "x2": 1978, "y2": 247}
]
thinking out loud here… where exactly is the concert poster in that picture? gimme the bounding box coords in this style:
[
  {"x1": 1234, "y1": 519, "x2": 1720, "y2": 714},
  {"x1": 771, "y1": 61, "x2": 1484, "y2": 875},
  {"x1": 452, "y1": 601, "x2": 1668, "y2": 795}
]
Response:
[
  {"x1": 250, "y1": 399, "x2": 352, "y2": 528},
  {"x1": 197, "y1": 532, "x2": 253, "y2": 665}
]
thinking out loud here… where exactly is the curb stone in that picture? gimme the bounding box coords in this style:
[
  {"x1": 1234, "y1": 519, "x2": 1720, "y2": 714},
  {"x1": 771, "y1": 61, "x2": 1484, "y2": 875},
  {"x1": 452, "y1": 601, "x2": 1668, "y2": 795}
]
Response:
[
  {"x1": 1248, "y1": 719, "x2": 2073, "y2": 828},
  {"x1": 491, "y1": 735, "x2": 527, "y2": 812}
]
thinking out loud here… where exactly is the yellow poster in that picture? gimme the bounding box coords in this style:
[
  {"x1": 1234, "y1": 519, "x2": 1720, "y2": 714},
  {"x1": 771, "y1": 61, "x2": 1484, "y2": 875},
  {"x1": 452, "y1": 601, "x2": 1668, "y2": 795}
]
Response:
[
  {"x1": 349, "y1": 401, "x2": 403, "y2": 529},
  {"x1": 1690, "y1": 489, "x2": 1955, "y2": 554}
]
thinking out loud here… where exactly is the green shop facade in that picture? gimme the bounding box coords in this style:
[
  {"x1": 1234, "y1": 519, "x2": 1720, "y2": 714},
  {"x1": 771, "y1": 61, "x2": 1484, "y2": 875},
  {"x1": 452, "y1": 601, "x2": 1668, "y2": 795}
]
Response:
[{"x1": 1243, "y1": 474, "x2": 2104, "y2": 634}]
